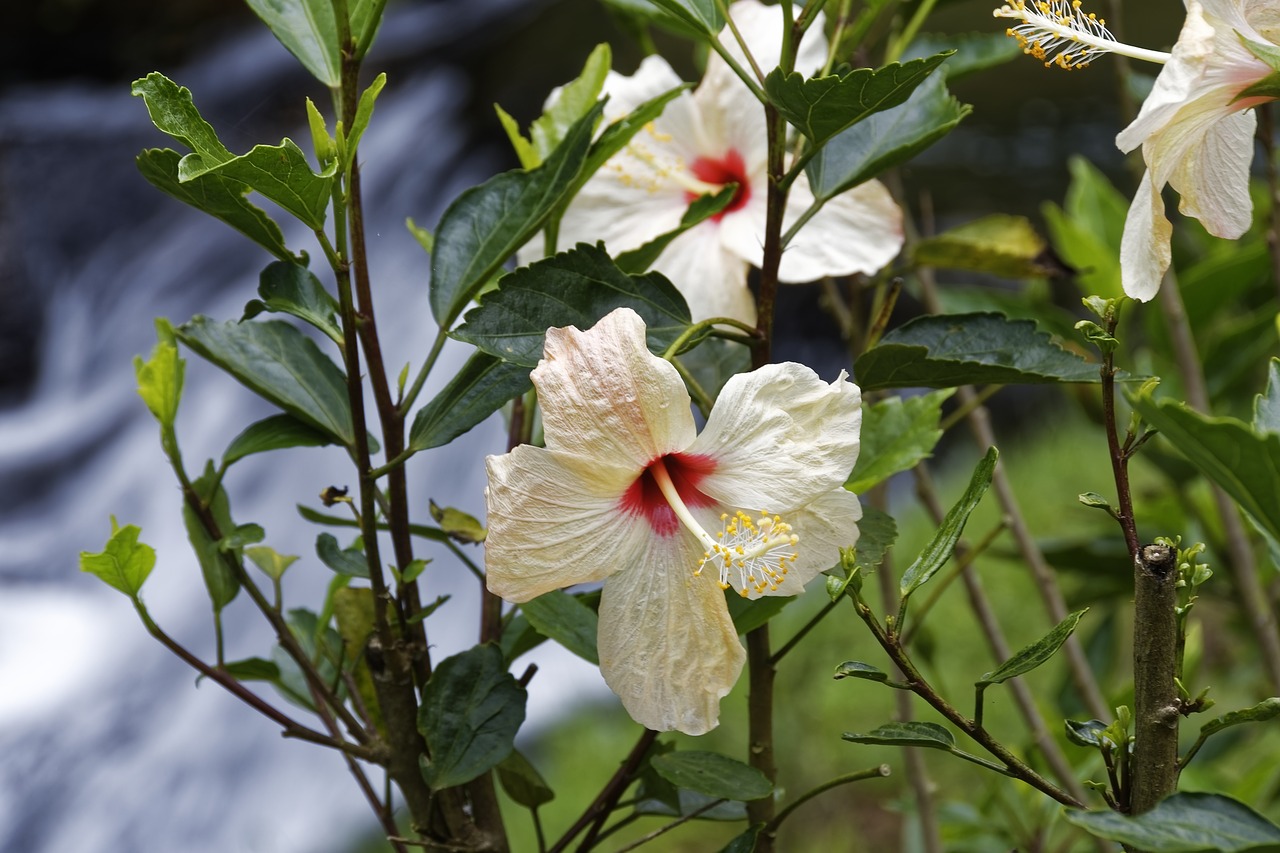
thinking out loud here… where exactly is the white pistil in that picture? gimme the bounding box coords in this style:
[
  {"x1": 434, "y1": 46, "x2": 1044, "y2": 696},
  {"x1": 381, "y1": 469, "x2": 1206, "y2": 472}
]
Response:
[
  {"x1": 649, "y1": 460, "x2": 799, "y2": 597},
  {"x1": 994, "y1": 0, "x2": 1171, "y2": 69}
]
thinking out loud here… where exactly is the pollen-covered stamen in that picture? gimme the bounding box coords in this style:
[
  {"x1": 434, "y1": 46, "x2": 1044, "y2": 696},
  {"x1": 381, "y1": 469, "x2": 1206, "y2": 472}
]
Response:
[
  {"x1": 612, "y1": 121, "x2": 724, "y2": 196},
  {"x1": 993, "y1": 0, "x2": 1170, "y2": 69},
  {"x1": 696, "y1": 510, "x2": 799, "y2": 597}
]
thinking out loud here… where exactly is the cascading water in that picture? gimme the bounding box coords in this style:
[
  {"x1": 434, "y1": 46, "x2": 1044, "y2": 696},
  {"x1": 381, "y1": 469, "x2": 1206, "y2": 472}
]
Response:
[{"x1": 0, "y1": 2, "x2": 607, "y2": 850}]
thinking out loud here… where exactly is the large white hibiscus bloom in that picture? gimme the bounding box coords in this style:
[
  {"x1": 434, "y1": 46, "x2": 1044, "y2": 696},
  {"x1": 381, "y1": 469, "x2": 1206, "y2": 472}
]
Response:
[
  {"x1": 484, "y1": 308, "x2": 862, "y2": 734},
  {"x1": 538, "y1": 0, "x2": 903, "y2": 325},
  {"x1": 1116, "y1": 0, "x2": 1280, "y2": 300}
]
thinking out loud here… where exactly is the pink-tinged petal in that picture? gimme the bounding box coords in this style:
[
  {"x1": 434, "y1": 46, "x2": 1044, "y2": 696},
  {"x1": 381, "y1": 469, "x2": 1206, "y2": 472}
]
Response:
[
  {"x1": 1170, "y1": 107, "x2": 1256, "y2": 239},
  {"x1": 597, "y1": 533, "x2": 745, "y2": 734},
  {"x1": 485, "y1": 445, "x2": 649, "y2": 602},
  {"x1": 776, "y1": 177, "x2": 904, "y2": 282},
  {"x1": 652, "y1": 224, "x2": 756, "y2": 324},
  {"x1": 1120, "y1": 169, "x2": 1172, "y2": 302},
  {"x1": 691, "y1": 364, "x2": 862, "y2": 512},
  {"x1": 536, "y1": 308, "x2": 697, "y2": 469}
]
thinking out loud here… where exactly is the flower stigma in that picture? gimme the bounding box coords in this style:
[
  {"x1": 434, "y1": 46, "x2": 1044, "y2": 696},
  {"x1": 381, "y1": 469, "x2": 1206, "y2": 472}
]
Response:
[
  {"x1": 648, "y1": 458, "x2": 799, "y2": 596},
  {"x1": 994, "y1": 0, "x2": 1171, "y2": 69}
]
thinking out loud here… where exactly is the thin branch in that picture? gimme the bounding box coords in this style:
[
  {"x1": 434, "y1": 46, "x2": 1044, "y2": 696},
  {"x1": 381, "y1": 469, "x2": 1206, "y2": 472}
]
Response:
[{"x1": 547, "y1": 729, "x2": 658, "y2": 853}]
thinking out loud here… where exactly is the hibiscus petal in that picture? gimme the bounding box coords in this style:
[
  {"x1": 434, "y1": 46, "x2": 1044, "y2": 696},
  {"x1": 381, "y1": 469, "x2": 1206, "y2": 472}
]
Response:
[
  {"x1": 774, "y1": 177, "x2": 904, "y2": 282},
  {"x1": 1170, "y1": 107, "x2": 1255, "y2": 239},
  {"x1": 652, "y1": 224, "x2": 757, "y2": 324},
  {"x1": 1119, "y1": 169, "x2": 1173, "y2": 302},
  {"x1": 691, "y1": 363, "x2": 861, "y2": 512},
  {"x1": 597, "y1": 533, "x2": 745, "y2": 734},
  {"x1": 772, "y1": 487, "x2": 863, "y2": 597},
  {"x1": 537, "y1": 307, "x2": 697, "y2": 469},
  {"x1": 706, "y1": 0, "x2": 828, "y2": 89},
  {"x1": 599, "y1": 55, "x2": 687, "y2": 124},
  {"x1": 485, "y1": 445, "x2": 650, "y2": 602}
]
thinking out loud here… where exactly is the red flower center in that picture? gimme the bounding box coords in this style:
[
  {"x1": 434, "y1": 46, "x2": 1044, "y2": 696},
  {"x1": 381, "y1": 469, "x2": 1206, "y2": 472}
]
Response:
[
  {"x1": 687, "y1": 149, "x2": 751, "y2": 221},
  {"x1": 620, "y1": 452, "x2": 718, "y2": 537}
]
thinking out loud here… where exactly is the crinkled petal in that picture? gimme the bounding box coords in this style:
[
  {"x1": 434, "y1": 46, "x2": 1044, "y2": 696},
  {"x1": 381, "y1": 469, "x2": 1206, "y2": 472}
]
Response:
[
  {"x1": 597, "y1": 532, "x2": 744, "y2": 734},
  {"x1": 773, "y1": 488, "x2": 863, "y2": 595},
  {"x1": 485, "y1": 445, "x2": 648, "y2": 602},
  {"x1": 691, "y1": 363, "x2": 861, "y2": 512},
  {"x1": 1120, "y1": 169, "x2": 1172, "y2": 302},
  {"x1": 776, "y1": 177, "x2": 904, "y2": 282},
  {"x1": 652, "y1": 223, "x2": 756, "y2": 324},
  {"x1": 1170, "y1": 107, "x2": 1255, "y2": 238},
  {"x1": 536, "y1": 308, "x2": 697, "y2": 469}
]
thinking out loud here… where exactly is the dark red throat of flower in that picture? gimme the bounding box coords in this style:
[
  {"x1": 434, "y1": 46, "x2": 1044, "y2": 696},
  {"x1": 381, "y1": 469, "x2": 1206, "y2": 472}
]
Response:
[
  {"x1": 687, "y1": 149, "x2": 751, "y2": 221},
  {"x1": 620, "y1": 453, "x2": 717, "y2": 537}
]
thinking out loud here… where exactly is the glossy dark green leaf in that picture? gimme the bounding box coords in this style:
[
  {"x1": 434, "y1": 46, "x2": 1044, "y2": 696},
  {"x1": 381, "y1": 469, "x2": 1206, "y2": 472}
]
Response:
[
  {"x1": 843, "y1": 721, "x2": 955, "y2": 749},
  {"x1": 519, "y1": 590, "x2": 599, "y2": 665},
  {"x1": 419, "y1": 644, "x2": 527, "y2": 789},
  {"x1": 650, "y1": 752, "x2": 772, "y2": 801},
  {"x1": 222, "y1": 657, "x2": 281, "y2": 682},
  {"x1": 79, "y1": 519, "x2": 155, "y2": 598},
  {"x1": 1064, "y1": 719, "x2": 1111, "y2": 748},
  {"x1": 615, "y1": 187, "x2": 737, "y2": 274},
  {"x1": 1200, "y1": 698, "x2": 1280, "y2": 738},
  {"x1": 725, "y1": 593, "x2": 795, "y2": 635},
  {"x1": 1130, "y1": 395, "x2": 1280, "y2": 545},
  {"x1": 316, "y1": 532, "x2": 369, "y2": 578},
  {"x1": 806, "y1": 74, "x2": 969, "y2": 199},
  {"x1": 1062, "y1": 792, "x2": 1280, "y2": 852},
  {"x1": 175, "y1": 316, "x2": 353, "y2": 445},
  {"x1": 222, "y1": 414, "x2": 332, "y2": 467},
  {"x1": 497, "y1": 750, "x2": 555, "y2": 808},
  {"x1": 765, "y1": 53, "x2": 951, "y2": 147},
  {"x1": 641, "y1": 0, "x2": 723, "y2": 33},
  {"x1": 855, "y1": 313, "x2": 1100, "y2": 391},
  {"x1": 847, "y1": 389, "x2": 953, "y2": 492},
  {"x1": 978, "y1": 609, "x2": 1087, "y2": 687},
  {"x1": 430, "y1": 101, "x2": 604, "y2": 329},
  {"x1": 184, "y1": 462, "x2": 241, "y2": 612},
  {"x1": 900, "y1": 447, "x2": 997, "y2": 600},
  {"x1": 407, "y1": 352, "x2": 531, "y2": 452},
  {"x1": 1255, "y1": 359, "x2": 1280, "y2": 436},
  {"x1": 136, "y1": 149, "x2": 296, "y2": 262},
  {"x1": 834, "y1": 661, "x2": 890, "y2": 683},
  {"x1": 453, "y1": 243, "x2": 693, "y2": 366},
  {"x1": 911, "y1": 214, "x2": 1051, "y2": 279},
  {"x1": 243, "y1": 0, "x2": 340, "y2": 86},
  {"x1": 242, "y1": 262, "x2": 342, "y2": 345}
]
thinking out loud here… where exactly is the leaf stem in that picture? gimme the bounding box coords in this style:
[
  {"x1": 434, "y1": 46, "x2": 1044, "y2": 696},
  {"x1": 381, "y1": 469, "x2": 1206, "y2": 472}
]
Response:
[{"x1": 765, "y1": 765, "x2": 889, "y2": 832}]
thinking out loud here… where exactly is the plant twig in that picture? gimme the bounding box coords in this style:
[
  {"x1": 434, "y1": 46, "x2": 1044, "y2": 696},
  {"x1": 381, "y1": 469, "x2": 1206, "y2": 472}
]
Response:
[{"x1": 547, "y1": 729, "x2": 658, "y2": 853}]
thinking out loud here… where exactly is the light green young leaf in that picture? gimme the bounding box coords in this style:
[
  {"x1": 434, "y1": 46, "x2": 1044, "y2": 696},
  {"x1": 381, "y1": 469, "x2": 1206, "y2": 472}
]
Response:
[
  {"x1": 1200, "y1": 697, "x2": 1280, "y2": 738},
  {"x1": 1041, "y1": 157, "x2": 1127, "y2": 300},
  {"x1": 305, "y1": 97, "x2": 335, "y2": 165},
  {"x1": 846, "y1": 389, "x2": 953, "y2": 493},
  {"x1": 429, "y1": 500, "x2": 486, "y2": 545},
  {"x1": 530, "y1": 44, "x2": 612, "y2": 164},
  {"x1": 977, "y1": 609, "x2": 1088, "y2": 687},
  {"x1": 899, "y1": 447, "x2": 998, "y2": 601},
  {"x1": 764, "y1": 53, "x2": 951, "y2": 147},
  {"x1": 650, "y1": 752, "x2": 772, "y2": 801},
  {"x1": 495, "y1": 104, "x2": 540, "y2": 170},
  {"x1": 242, "y1": 261, "x2": 343, "y2": 345},
  {"x1": 344, "y1": 72, "x2": 387, "y2": 173},
  {"x1": 80, "y1": 519, "x2": 156, "y2": 598},
  {"x1": 136, "y1": 149, "x2": 297, "y2": 262},
  {"x1": 407, "y1": 352, "x2": 532, "y2": 453},
  {"x1": 175, "y1": 316, "x2": 353, "y2": 445},
  {"x1": 184, "y1": 461, "x2": 242, "y2": 612},
  {"x1": 222, "y1": 414, "x2": 332, "y2": 467},
  {"x1": 854, "y1": 313, "x2": 1101, "y2": 391},
  {"x1": 520, "y1": 589, "x2": 599, "y2": 665},
  {"x1": 911, "y1": 214, "x2": 1050, "y2": 279},
  {"x1": 134, "y1": 323, "x2": 185, "y2": 430},
  {"x1": 1062, "y1": 792, "x2": 1280, "y2": 852},
  {"x1": 243, "y1": 0, "x2": 341, "y2": 86},
  {"x1": 419, "y1": 644, "x2": 527, "y2": 789},
  {"x1": 430, "y1": 101, "x2": 605, "y2": 329},
  {"x1": 1254, "y1": 359, "x2": 1280, "y2": 436},
  {"x1": 244, "y1": 545, "x2": 300, "y2": 582}
]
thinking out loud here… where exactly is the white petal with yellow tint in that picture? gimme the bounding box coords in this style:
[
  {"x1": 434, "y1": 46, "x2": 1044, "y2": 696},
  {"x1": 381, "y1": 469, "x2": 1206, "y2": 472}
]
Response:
[
  {"x1": 485, "y1": 445, "x2": 648, "y2": 602},
  {"x1": 1168, "y1": 106, "x2": 1255, "y2": 239},
  {"x1": 776, "y1": 178, "x2": 904, "y2": 283},
  {"x1": 1120, "y1": 169, "x2": 1172, "y2": 301},
  {"x1": 597, "y1": 532, "x2": 745, "y2": 734},
  {"x1": 692, "y1": 363, "x2": 862, "y2": 512},
  {"x1": 536, "y1": 308, "x2": 696, "y2": 470}
]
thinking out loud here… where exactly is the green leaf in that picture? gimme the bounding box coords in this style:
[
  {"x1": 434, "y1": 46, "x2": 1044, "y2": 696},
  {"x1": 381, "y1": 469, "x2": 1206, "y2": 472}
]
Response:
[
  {"x1": 316, "y1": 532, "x2": 370, "y2": 578},
  {"x1": 1200, "y1": 698, "x2": 1280, "y2": 738},
  {"x1": 497, "y1": 750, "x2": 555, "y2": 808},
  {"x1": 305, "y1": 97, "x2": 335, "y2": 165},
  {"x1": 575, "y1": 86, "x2": 688, "y2": 199},
  {"x1": 834, "y1": 661, "x2": 891, "y2": 683},
  {"x1": 977, "y1": 609, "x2": 1087, "y2": 687},
  {"x1": 136, "y1": 149, "x2": 296, "y2": 262},
  {"x1": 175, "y1": 316, "x2": 353, "y2": 445},
  {"x1": 242, "y1": 261, "x2": 342, "y2": 345},
  {"x1": 1062, "y1": 792, "x2": 1280, "y2": 852},
  {"x1": 220, "y1": 524, "x2": 265, "y2": 551},
  {"x1": 641, "y1": 0, "x2": 723, "y2": 33},
  {"x1": 843, "y1": 721, "x2": 955, "y2": 749},
  {"x1": 344, "y1": 72, "x2": 386, "y2": 174},
  {"x1": 1254, "y1": 359, "x2": 1280, "y2": 436},
  {"x1": 132, "y1": 72, "x2": 231, "y2": 161},
  {"x1": 429, "y1": 500, "x2": 487, "y2": 545},
  {"x1": 244, "y1": 545, "x2": 299, "y2": 581},
  {"x1": 407, "y1": 352, "x2": 532, "y2": 452},
  {"x1": 899, "y1": 447, "x2": 997, "y2": 601},
  {"x1": 855, "y1": 313, "x2": 1100, "y2": 391},
  {"x1": 1041, "y1": 157, "x2": 1128, "y2": 300},
  {"x1": 520, "y1": 590, "x2": 600, "y2": 665},
  {"x1": 79, "y1": 519, "x2": 156, "y2": 598},
  {"x1": 911, "y1": 214, "x2": 1050, "y2": 279},
  {"x1": 1130, "y1": 395, "x2": 1280, "y2": 545},
  {"x1": 806, "y1": 74, "x2": 969, "y2": 200},
  {"x1": 1064, "y1": 719, "x2": 1110, "y2": 748},
  {"x1": 222, "y1": 413, "x2": 332, "y2": 467},
  {"x1": 721, "y1": 825, "x2": 763, "y2": 853},
  {"x1": 495, "y1": 105, "x2": 540, "y2": 170},
  {"x1": 615, "y1": 186, "x2": 737, "y2": 274},
  {"x1": 650, "y1": 752, "x2": 773, "y2": 801},
  {"x1": 134, "y1": 328, "x2": 185, "y2": 430},
  {"x1": 454, "y1": 243, "x2": 693, "y2": 366},
  {"x1": 222, "y1": 657, "x2": 281, "y2": 682},
  {"x1": 903, "y1": 31, "x2": 1022, "y2": 81},
  {"x1": 243, "y1": 0, "x2": 341, "y2": 86},
  {"x1": 184, "y1": 462, "x2": 241, "y2": 612},
  {"x1": 847, "y1": 390, "x2": 953, "y2": 493},
  {"x1": 430, "y1": 101, "x2": 604, "y2": 329},
  {"x1": 599, "y1": 0, "x2": 707, "y2": 37},
  {"x1": 826, "y1": 506, "x2": 898, "y2": 602},
  {"x1": 725, "y1": 593, "x2": 795, "y2": 635},
  {"x1": 529, "y1": 44, "x2": 611, "y2": 165},
  {"x1": 765, "y1": 53, "x2": 951, "y2": 147},
  {"x1": 419, "y1": 644, "x2": 527, "y2": 789},
  {"x1": 332, "y1": 586, "x2": 376, "y2": 661}
]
